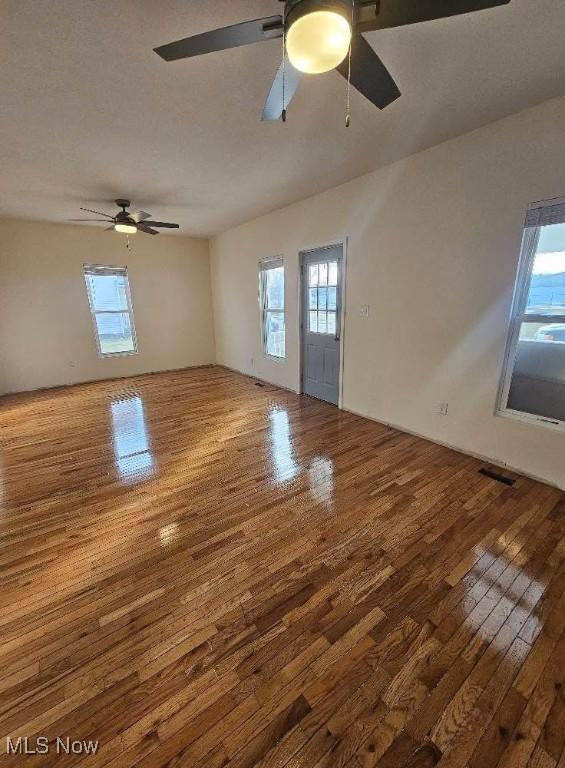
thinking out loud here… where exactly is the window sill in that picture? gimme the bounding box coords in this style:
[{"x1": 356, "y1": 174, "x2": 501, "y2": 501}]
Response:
[
  {"x1": 496, "y1": 407, "x2": 565, "y2": 434},
  {"x1": 98, "y1": 350, "x2": 139, "y2": 359},
  {"x1": 264, "y1": 353, "x2": 286, "y2": 363}
]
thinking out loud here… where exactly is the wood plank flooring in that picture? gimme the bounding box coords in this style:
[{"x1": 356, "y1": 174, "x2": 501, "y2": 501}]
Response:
[{"x1": 0, "y1": 366, "x2": 563, "y2": 768}]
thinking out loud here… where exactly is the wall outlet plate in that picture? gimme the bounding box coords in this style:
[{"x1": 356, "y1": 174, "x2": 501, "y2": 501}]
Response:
[{"x1": 359, "y1": 305, "x2": 370, "y2": 317}]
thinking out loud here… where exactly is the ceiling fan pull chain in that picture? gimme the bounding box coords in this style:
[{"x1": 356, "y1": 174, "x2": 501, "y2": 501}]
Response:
[
  {"x1": 281, "y1": 6, "x2": 286, "y2": 123},
  {"x1": 345, "y1": 0, "x2": 354, "y2": 127}
]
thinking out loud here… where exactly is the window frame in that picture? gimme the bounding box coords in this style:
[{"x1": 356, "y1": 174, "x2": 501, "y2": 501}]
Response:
[
  {"x1": 259, "y1": 257, "x2": 286, "y2": 360},
  {"x1": 83, "y1": 264, "x2": 139, "y2": 359},
  {"x1": 496, "y1": 198, "x2": 565, "y2": 432},
  {"x1": 305, "y1": 259, "x2": 340, "y2": 337}
]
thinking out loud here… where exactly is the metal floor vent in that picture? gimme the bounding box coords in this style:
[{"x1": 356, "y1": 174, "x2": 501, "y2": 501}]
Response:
[{"x1": 479, "y1": 467, "x2": 515, "y2": 486}]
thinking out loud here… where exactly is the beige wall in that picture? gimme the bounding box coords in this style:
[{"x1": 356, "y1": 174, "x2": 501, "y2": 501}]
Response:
[
  {"x1": 0, "y1": 219, "x2": 215, "y2": 394},
  {"x1": 210, "y1": 96, "x2": 565, "y2": 490}
]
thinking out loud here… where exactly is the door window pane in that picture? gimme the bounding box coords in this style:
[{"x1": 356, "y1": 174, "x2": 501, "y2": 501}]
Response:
[
  {"x1": 309, "y1": 311, "x2": 318, "y2": 333},
  {"x1": 305, "y1": 260, "x2": 339, "y2": 335},
  {"x1": 309, "y1": 287, "x2": 317, "y2": 310}
]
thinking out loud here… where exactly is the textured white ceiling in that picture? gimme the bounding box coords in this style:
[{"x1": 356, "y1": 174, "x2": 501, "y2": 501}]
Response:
[{"x1": 1, "y1": 0, "x2": 565, "y2": 236}]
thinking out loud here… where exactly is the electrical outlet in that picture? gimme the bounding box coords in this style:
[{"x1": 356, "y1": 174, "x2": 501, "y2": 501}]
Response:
[
  {"x1": 250, "y1": 357, "x2": 254, "y2": 368},
  {"x1": 438, "y1": 402, "x2": 449, "y2": 416},
  {"x1": 359, "y1": 304, "x2": 370, "y2": 318}
]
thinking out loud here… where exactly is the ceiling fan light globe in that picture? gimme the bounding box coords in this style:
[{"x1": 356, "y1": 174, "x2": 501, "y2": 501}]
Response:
[
  {"x1": 114, "y1": 223, "x2": 137, "y2": 234},
  {"x1": 286, "y1": 10, "x2": 351, "y2": 74}
]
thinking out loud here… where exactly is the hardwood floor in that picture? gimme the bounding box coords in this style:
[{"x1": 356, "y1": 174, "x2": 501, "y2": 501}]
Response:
[{"x1": 0, "y1": 366, "x2": 563, "y2": 768}]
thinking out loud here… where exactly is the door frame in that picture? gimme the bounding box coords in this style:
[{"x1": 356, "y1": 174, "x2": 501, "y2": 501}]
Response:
[{"x1": 298, "y1": 237, "x2": 348, "y2": 409}]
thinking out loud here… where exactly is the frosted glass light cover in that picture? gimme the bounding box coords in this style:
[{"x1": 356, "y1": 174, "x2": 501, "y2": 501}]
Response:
[{"x1": 287, "y1": 11, "x2": 351, "y2": 74}]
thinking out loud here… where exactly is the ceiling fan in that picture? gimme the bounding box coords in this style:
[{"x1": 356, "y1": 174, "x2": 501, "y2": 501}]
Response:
[
  {"x1": 69, "y1": 199, "x2": 180, "y2": 235},
  {"x1": 154, "y1": 0, "x2": 511, "y2": 122}
]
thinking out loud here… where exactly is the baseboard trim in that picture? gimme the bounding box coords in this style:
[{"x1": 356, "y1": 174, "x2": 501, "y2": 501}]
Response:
[
  {"x1": 217, "y1": 366, "x2": 562, "y2": 491},
  {"x1": 0, "y1": 363, "x2": 215, "y2": 401},
  {"x1": 216, "y1": 363, "x2": 300, "y2": 396},
  {"x1": 3, "y1": 363, "x2": 561, "y2": 492},
  {"x1": 342, "y1": 404, "x2": 564, "y2": 492}
]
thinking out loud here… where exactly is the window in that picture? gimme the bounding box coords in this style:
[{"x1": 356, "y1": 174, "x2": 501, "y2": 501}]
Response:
[
  {"x1": 259, "y1": 259, "x2": 285, "y2": 358},
  {"x1": 498, "y1": 198, "x2": 565, "y2": 427},
  {"x1": 307, "y1": 260, "x2": 338, "y2": 335},
  {"x1": 84, "y1": 265, "x2": 137, "y2": 357}
]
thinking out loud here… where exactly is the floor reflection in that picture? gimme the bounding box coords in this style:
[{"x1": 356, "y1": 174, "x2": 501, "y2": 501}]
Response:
[
  {"x1": 455, "y1": 546, "x2": 544, "y2": 644},
  {"x1": 308, "y1": 456, "x2": 335, "y2": 506},
  {"x1": 159, "y1": 522, "x2": 179, "y2": 548},
  {"x1": 268, "y1": 406, "x2": 299, "y2": 484},
  {"x1": 110, "y1": 395, "x2": 154, "y2": 482}
]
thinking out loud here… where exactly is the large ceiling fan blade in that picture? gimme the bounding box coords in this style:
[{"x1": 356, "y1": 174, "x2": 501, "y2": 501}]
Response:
[
  {"x1": 79, "y1": 207, "x2": 114, "y2": 219},
  {"x1": 337, "y1": 34, "x2": 400, "y2": 110},
  {"x1": 357, "y1": 0, "x2": 511, "y2": 33},
  {"x1": 132, "y1": 210, "x2": 151, "y2": 223},
  {"x1": 261, "y1": 60, "x2": 302, "y2": 122},
  {"x1": 145, "y1": 221, "x2": 180, "y2": 228},
  {"x1": 137, "y1": 222, "x2": 159, "y2": 235},
  {"x1": 69, "y1": 218, "x2": 112, "y2": 222},
  {"x1": 154, "y1": 15, "x2": 283, "y2": 62}
]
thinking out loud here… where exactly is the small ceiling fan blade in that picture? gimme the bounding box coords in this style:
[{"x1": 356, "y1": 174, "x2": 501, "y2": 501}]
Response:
[
  {"x1": 154, "y1": 15, "x2": 283, "y2": 62},
  {"x1": 145, "y1": 221, "x2": 180, "y2": 228},
  {"x1": 337, "y1": 34, "x2": 400, "y2": 110},
  {"x1": 357, "y1": 0, "x2": 511, "y2": 33},
  {"x1": 137, "y1": 222, "x2": 159, "y2": 235},
  {"x1": 132, "y1": 210, "x2": 152, "y2": 223},
  {"x1": 79, "y1": 207, "x2": 114, "y2": 219},
  {"x1": 105, "y1": 225, "x2": 115, "y2": 231},
  {"x1": 261, "y1": 60, "x2": 302, "y2": 122}
]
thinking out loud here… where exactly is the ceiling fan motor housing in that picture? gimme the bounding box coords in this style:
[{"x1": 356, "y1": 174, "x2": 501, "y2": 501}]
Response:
[
  {"x1": 115, "y1": 211, "x2": 135, "y2": 223},
  {"x1": 114, "y1": 199, "x2": 136, "y2": 225},
  {"x1": 284, "y1": 0, "x2": 353, "y2": 29}
]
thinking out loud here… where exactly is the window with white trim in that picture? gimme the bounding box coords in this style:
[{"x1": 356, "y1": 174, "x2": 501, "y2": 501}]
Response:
[
  {"x1": 259, "y1": 259, "x2": 285, "y2": 359},
  {"x1": 497, "y1": 198, "x2": 565, "y2": 427},
  {"x1": 84, "y1": 265, "x2": 138, "y2": 357}
]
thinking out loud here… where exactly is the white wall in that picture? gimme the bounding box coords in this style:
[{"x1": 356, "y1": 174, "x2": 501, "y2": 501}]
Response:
[
  {"x1": 0, "y1": 219, "x2": 215, "y2": 394},
  {"x1": 210, "y1": 96, "x2": 565, "y2": 490}
]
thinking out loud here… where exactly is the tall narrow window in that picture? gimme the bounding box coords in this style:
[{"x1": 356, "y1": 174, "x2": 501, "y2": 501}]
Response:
[
  {"x1": 259, "y1": 259, "x2": 285, "y2": 359},
  {"x1": 84, "y1": 265, "x2": 138, "y2": 357},
  {"x1": 498, "y1": 198, "x2": 565, "y2": 427}
]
